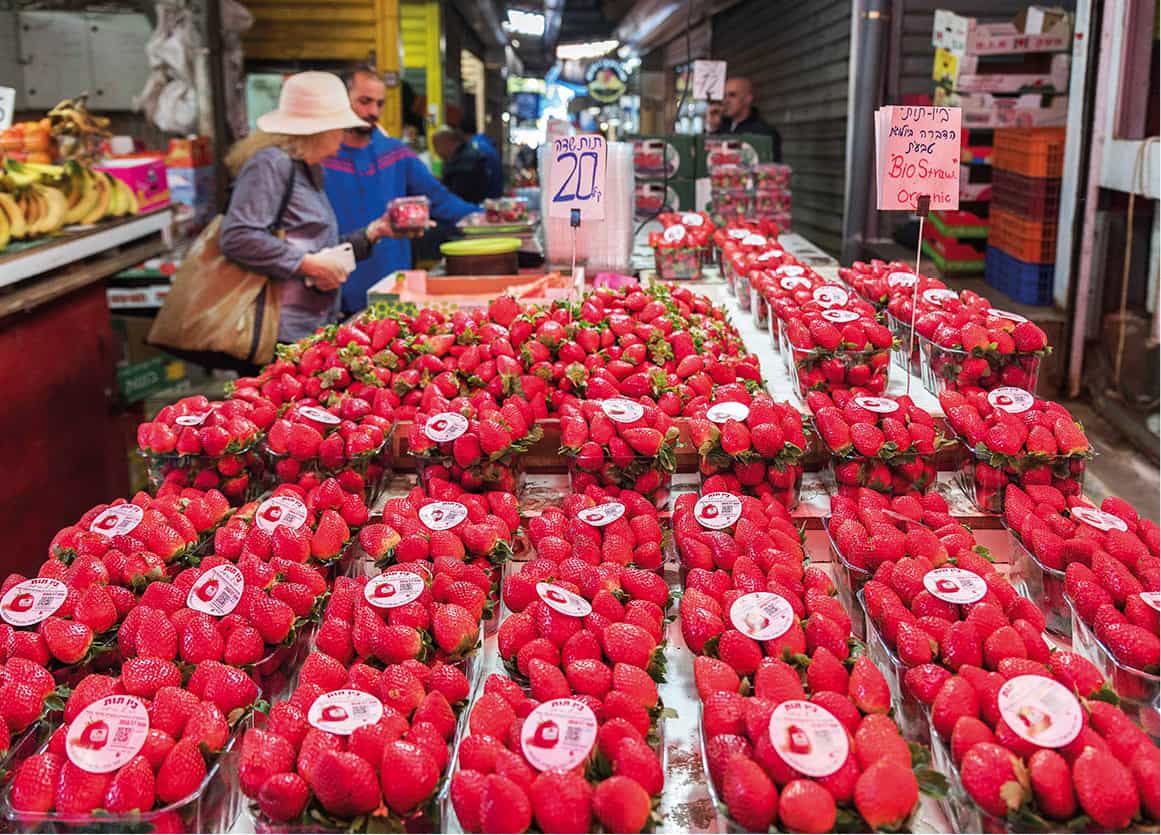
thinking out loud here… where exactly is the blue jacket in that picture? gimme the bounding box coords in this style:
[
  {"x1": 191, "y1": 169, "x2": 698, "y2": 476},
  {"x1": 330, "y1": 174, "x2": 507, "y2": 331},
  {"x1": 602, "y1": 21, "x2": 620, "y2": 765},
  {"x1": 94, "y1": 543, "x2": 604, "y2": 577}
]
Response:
[
  {"x1": 324, "y1": 132, "x2": 480, "y2": 313},
  {"x1": 470, "y1": 133, "x2": 504, "y2": 198}
]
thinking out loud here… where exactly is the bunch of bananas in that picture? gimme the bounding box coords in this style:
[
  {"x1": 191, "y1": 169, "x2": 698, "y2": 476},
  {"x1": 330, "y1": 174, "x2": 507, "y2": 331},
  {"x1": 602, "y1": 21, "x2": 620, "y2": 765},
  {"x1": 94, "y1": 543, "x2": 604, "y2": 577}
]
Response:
[
  {"x1": 0, "y1": 160, "x2": 138, "y2": 252},
  {"x1": 48, "y1": 95, "x2": 111, "y2": 162}
]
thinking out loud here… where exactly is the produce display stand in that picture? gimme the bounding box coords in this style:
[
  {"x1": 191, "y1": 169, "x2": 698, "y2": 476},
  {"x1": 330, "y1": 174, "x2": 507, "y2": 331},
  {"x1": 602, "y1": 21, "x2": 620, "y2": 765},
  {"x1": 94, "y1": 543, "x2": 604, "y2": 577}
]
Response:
[{"x1": 0, "y1": 208, "x2": 172, "y2": 577}]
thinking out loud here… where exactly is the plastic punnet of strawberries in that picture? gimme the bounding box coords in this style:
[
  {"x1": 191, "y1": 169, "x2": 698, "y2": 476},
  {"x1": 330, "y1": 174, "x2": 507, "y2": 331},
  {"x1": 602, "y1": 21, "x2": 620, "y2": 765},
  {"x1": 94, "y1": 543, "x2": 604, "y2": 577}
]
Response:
[
  {"x1": 809, "y1": 391, "x2": 946, "y2": 496},
  {"x1": 265, "y1": 400, "x2": 393, "y2": 502},
  {"x1": 387, "y1": 195, "x2": 430, "y2": 234},
  {"x1": 941, "y1": 388, "x2": 1092, "y2": 514},
  {"x1": 527, "y1": 487, "x2": 664, "y2": 571},
  {"x1": 559, "y1": 398, "x2": 679, "y2": 510},
  {"x1": 408, "y1": 396, "x2": 542, "y2": 494},
  {"x1": 483, "y1": 196, "x2": 528, "y2": 225},
  {"x1": 6, "y1": 665, "x2": 258, "y2": 830},
  {"x1": 838, "y1": 259, "x2": 923, "y2": 310},
  {"x1": 690, "y1": 394, "x2": 808, "y2": 508},
  {"x1": 1004, "y1": 484, "x2": 1160, "y2": 690},
  {"x1": 448, "y1": 670, "x2": 668, "y2": 834},
  {"x1": 137, "y1": 396, "x2": 275, "y2": 504},
  {"x1": 785, "y1": 306, "x2": 895, "y2": 397}
]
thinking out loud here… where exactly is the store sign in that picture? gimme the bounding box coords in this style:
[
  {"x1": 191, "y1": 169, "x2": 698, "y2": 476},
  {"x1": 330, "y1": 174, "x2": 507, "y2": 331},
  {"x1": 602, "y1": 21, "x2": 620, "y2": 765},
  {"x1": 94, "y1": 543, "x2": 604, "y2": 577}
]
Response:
[
  {"x1": 0, "y1": 87, "x2": 13, "y2": 130},
  {"x1": 548, "y1": 134, "x2": 607, "y2": 221},
  {"x1": 585, "y1": 59, "x2": 628, "y2": 103},
  {"x1": 875, "y1": 106, "x2": 962, "y2": 211},
  {"x1": 691, "y1": 60, "x2": 727, "y2": 101}
]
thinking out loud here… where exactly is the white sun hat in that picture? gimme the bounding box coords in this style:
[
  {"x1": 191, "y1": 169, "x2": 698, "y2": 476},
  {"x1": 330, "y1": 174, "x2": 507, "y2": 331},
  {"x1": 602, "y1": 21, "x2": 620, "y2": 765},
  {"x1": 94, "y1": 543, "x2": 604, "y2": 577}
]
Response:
[{"x1": 256, "y1": 71, "x2": 366, "y2": 135}]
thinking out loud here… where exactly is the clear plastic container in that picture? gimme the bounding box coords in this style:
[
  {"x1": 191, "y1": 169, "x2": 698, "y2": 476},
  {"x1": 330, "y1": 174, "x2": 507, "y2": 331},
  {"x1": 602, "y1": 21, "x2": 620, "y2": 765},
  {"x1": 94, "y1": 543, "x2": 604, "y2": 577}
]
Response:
[
  {"x1": 919, "y1": 334, "x2": 1043, "y2": 397},
  {"x1": 653, "y1": 247, "x2": 702, "y2": 280},
  {"x1": 754, "y1": 191, "x2": 790, "y2": 214},
  {"x1": 735, "y1": 273, "x2": 752, "y2": 312},
  {"x1": 709, "y1": 165, "x2": 749, "y2": 190},
  {"x1": 564, "y1": 453, "x2": 673, "y2": 511},
  {"x1": 414, "y1": 454, "x2": 524, "y2": 496},
  {"x1": 752, "y1": 163, "x2": 790, "y2": 190},
  {"x1": 387, "y1": 195, "x2": 431, "y2": 234},
  {"x1": 483, "y1": 196, "x2": 528, "y2": 225},
  {"x1": 860, "y1": 591, "x2": 928, "y2": 741},
  {"x1": 142, "y1": 446, "x2": 268, "y2": 505},
  {"x1": 266, "y1": 435, "x2": 392, "y2": 505},
  {"x1": 923, "y1": 713, "x2": 1002, "y2": 834},
  {"x1": 749, "y1": 284, "x2": 769, "y2": 329},
  {"x1": 821, "y1": 516, "x2": 870, "y2": 640},
  {"x1": 790, "y1": 344, "x2": 892, "y2": 399},
  {"x1": 828, "y1": 449, "x2": 939, "y2": 498},
  {"x1": 886, "y1": 312, "x2": 923, "y2": 375},
  {"x1": 954, "y1": 440, "x2": 1089, "y2": 515},
  {"x1": 3, "y1": 733, "x2": 244, "y2": 833},
  {"x1": 1005, "y1": 523, "x2": 1070, "y2": 637},
  {"x1": 254, "y1": 623, "x2": 318, "y2": 702},
  {"x1": 711, "y1": 190, "x2": 753, "y2": 218},
  {"x1": 698, "y1": 461, "x2": 803, "y2": 510}
]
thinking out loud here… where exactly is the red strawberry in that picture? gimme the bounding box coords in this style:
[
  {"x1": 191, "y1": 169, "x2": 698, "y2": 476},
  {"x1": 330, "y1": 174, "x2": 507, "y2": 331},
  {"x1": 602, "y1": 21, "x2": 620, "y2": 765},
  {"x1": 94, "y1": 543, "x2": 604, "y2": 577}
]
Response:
[{"x1": 593, "y1": 775, "x2": 652, "y2": 833}]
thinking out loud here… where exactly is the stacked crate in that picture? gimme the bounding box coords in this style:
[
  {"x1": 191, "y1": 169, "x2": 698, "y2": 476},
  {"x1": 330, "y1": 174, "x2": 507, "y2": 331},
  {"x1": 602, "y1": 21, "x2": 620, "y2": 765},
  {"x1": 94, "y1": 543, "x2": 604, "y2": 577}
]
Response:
[{"x1": 985, "y1": 127, "x2": 1065, "y2": 305}]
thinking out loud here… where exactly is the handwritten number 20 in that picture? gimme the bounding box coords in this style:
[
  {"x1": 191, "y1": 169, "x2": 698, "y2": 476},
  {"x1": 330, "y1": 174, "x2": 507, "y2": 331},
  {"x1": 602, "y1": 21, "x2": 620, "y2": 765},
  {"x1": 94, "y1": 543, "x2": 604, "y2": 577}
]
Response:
[{"x1": 552, "y1": 151, "x2": 599, "y2": 203}]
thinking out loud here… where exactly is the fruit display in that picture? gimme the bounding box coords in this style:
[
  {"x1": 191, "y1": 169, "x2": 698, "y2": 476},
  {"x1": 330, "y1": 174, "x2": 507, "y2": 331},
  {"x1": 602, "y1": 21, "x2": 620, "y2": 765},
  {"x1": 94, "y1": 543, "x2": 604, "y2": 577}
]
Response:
[
  {"x1": 688, "y1": 393, "x2": 807, "y2": 507},
  {"x1": 527, "y1": 487, "x2": 665, "y2": 570},
  {"x1": 559, "y1": 398, "x2": 679, "y2": 509},
  {"x1": 786, "y1": 307, "x2": 895, "y2": 398},
  {"x1": 387, "y1": 195, "x2": 430, "y2": 234},
  {"x1": 839, "y1": 259, "x2": 939, "y2": 311},
  {"x1": 408, "y1": 396, "x2": 542, "y2": 493},
  {"x1": 46, "y1": 94, "x2": 112, "y2": 162},
  {"x1": 941, "y1": 388, "x2": 1092, "y2": 513},
  {"x1": 808, "y1": 391, "x2": 946, "y2": 496},
  {"x1": 137, "y1": 396, "x2": 275, "y2": 504},
  {"x1": 483, "y1": 196, "x2": 528, "y2": 224},
  {"x1": 652, "y1": 243, "x2": 702, "y2": 281},
  {"x1": 0, "y1": 119, "x2": 56, "y2": 164}
]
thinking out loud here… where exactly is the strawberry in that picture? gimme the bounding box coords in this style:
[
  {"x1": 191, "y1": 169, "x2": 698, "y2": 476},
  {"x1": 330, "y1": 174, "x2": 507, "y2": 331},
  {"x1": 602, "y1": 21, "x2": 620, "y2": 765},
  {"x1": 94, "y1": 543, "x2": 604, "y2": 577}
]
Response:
[
  {"x1": 529, "y1": 770, "x2": 593, "y2": 833},
  {"x1": 432, "y1": 604, "x2": 479, "y2": 656},
  {"x1": 593, "y1": 775, "x2": 652, "y2": 834},
  {"x1": 10, "y1": 752, "x2": 60, "y2": 813},
  {"x1": 1072, "y1": 745, "x2": 1139, "y2": 829},
  {"x1": 1028, "y1": 749, "x2": 1076, "y2": 821},
  {"x1": 312, "y1": 750, "x2": 381, "y2": 818},
  {"x1": 156, "y1": 738, "x2": 207, "y2": 805},
  {"x1": 780, "y1": 778, "x2": 837, "y2": 833},
  {"x1": 722, "y1": 758, "x2": 778, "y2": 832},
  {"x1": 258, "y1": 772, "x2": 310, "y2": 823}
]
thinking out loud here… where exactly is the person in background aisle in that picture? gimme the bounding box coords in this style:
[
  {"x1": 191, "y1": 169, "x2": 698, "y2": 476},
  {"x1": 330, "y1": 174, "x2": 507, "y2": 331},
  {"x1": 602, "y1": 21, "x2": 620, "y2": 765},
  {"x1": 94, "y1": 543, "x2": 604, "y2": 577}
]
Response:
[
  {"x1": 219, "y1": 71, "x2": 397, "y2": 346},
  {"x1": 324, "y1": 68, "x2": 482, "y2": 315},
  {"x1": 462, "y1": 113, "x2": 504, "y2": 199},
  {"x1": 705, "y1": 101, "x2": 723, "y2": 134},
  {"x1": 719, "y1": 76, "x2": 783, "y2": 162},
  {"x1": 432, "y1": 126, "x2": 492, "y2": 205}
]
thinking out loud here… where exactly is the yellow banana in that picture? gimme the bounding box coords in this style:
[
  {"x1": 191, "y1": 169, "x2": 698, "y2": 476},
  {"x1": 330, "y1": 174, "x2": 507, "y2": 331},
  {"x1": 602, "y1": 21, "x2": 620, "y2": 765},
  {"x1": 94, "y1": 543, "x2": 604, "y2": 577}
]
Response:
[
  {"x1": 63, "y1": 168, "x2": 98, "y2": 225},
  {"x1": 119, "y1": 178, "x2": 139, "y2": 215},
  {"x1": 103, "y1": 173, "x2": 125, "y2": 217},
  {"x1": 80, "y1": 172, "x2": 111, "y2": 225},
  {"x1": 0, "y1": 204, "x2": 9, "y2": 252},
  {"x1": 19, "y1": 191, "x2": 41, "y2": 231},
  {"x1": 0, "y1": 192, "x2": 28, "y2": 239},
  {"x1": 35, "y1": 184, "x2": 67, "y2": 233}
]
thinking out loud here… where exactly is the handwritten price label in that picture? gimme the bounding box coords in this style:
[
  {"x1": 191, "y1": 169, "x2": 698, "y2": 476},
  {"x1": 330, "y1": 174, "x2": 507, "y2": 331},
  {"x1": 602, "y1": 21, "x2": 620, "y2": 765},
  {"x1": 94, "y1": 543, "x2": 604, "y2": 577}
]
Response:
[
  {"x1": 875, "y1": 106, "x2": 962, "y2": 211},
  {"x1": 548, "y1": 134, "x2": 606, "y2": 221}
]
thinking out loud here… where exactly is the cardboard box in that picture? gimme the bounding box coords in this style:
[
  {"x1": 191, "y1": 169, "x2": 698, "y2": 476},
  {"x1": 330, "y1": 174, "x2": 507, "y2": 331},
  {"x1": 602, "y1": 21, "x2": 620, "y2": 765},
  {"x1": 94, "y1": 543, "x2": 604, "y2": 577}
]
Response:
[
  {"x1": 932, "y1": 7, "x2": 1072, "y2": 56},
  {"x1": 627, "y1": 135, "x2": 696, "y2": 179},
  {"x1": 935, "y1": 89, "x2": 1068, "y2": 127},
  {"x1": 167, "y1": 165, "x2": 216, "y2": 231},
  {"x1": 634, "y1": 178, "x2": 696, "y2": 219},
  {"x1": 166, "y1": 136, "x2": 213, "y2": 168},
  {"x1": 695, "y1": 135, "x2": 773, "y2": 177},
  {"x1": 96, "y1": 156, "x2": 170, "y2": 214},
  {"x1": 934, "y1": 48, "x2": 1069, "y2": 94},
  {"x1": 110, "y1": 314, "x2": 185, "y2": 403}
]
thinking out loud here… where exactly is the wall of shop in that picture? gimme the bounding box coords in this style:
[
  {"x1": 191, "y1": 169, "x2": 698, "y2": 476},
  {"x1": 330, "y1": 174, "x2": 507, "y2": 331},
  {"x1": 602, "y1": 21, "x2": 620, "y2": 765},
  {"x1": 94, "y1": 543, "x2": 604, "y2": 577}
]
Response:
[{"x1": 710, "y1": 0, "x2": 851, "y2": 254}]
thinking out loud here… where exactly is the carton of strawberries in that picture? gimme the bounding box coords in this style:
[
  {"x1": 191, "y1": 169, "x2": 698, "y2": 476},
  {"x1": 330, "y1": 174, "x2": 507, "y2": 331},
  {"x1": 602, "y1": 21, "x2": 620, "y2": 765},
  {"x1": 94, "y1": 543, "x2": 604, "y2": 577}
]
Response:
[{"x1": 785, "y1": 305, "x2": 894, "y2": 398}]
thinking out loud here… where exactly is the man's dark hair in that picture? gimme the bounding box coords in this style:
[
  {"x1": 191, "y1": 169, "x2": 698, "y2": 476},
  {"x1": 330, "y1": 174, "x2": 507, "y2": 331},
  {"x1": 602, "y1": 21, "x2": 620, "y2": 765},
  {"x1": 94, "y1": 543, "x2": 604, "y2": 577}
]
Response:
[{"x1": 345, "y1": 65, "x2": 383, "y2": 90}]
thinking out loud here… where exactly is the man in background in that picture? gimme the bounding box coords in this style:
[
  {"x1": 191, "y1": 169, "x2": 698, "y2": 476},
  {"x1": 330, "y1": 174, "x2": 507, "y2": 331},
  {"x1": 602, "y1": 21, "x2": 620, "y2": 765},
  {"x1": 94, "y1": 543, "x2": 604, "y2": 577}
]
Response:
[
  {"x1": 720, "y1": 76, "x2": 782, "y2": 162},
  {"x1": 462, "y1": 114, "x2": 503, "y2": 198},
  {"x1": 432, "y1": 126, "x2": 492, "y2": 205},
  {"x1": 324, "y1": 68, "x2": 480, "y2": 315}
]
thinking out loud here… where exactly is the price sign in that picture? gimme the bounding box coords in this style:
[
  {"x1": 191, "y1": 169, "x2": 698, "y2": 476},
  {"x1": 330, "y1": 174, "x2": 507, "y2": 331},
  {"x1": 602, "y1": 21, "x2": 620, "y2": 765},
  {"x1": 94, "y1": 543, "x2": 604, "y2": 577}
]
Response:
[
  {"x1": 0, "y1": 88, "x2": 15, "y2": 130},
  {"x1": 548, "y1": 134, "x2": 606, "y2": 221},
  {"x1": 875, "y1": 106, "x2": 962, "y2": 211},
  {"x1": 691, "y1": 60, "x2": 727, "y2": 100}
]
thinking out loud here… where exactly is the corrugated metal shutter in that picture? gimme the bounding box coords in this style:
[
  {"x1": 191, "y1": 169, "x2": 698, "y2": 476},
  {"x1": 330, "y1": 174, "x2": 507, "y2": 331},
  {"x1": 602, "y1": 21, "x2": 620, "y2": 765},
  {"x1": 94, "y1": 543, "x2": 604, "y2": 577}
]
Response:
[
  {"x1": 712, "y1": 0, "x2": 851, "y2": 255},
  {"x1": 244, "y1": 0, "x2": 378, "y2": 61}
]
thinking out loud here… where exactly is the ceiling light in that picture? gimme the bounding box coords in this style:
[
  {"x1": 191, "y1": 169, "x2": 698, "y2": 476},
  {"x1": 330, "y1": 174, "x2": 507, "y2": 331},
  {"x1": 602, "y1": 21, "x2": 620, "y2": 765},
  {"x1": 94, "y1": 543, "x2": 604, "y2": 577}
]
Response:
[
  {"x1": 556, "y1": 40, "x2": 620, "y2": 61},
  {"x1": 506, "y1": 9, "x2": 545, "y2": 37}
]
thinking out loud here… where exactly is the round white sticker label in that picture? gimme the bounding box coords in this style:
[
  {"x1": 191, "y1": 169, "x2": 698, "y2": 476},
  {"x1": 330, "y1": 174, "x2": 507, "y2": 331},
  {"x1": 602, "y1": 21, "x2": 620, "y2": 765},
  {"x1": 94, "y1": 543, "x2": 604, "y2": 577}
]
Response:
[
  {"x1": 186, "y1": 564, "x2": 244, "y2": 616},
  {"x1": 521, "y1": 699, "x2": 598, "y2": 772},
  {"x1": 775, "y1": 265, "x2": 806, "y2": 277},
  {"x1": 923, "y1": 567, "x2": 987, "y2": 605},
  {"x1": 853, "y1": 396, "x2": 899, "y2": 414},
  {"x1": 987, "y1": 387, "x2": 1034, "y2": 414},
  {"x1": 424, "y1": 412, "x2": 470, "y2": 443},
  {"x1": 728, "y1": 229, "x2": 749, "y2": 240},
  {"x1": 742, "y1": 234, "x2": 767, "y2": 247},
  {"x1": 601, "y1": 398, "x2": 645, "y2": 424},
  {"x1": 780, "y1": 276, "x2": 811, "y2": 291},
  {"x1": 1140, "y1": 592, "x2": 1161, "y2": 613},
  {"x1": 174, "y1": 412, "x2": 210, "y2": 427},
  {"x1": 706, "y1": 402, "x2": 751, "y2": 424},
  {"x1": 66, "y1": 696, "x2": 149, "y2": 774},
  {"x1": 308, "y1": 690, "x2": 384, "y2": 736},
  {"x1": 419, "y1": 501, "x2": 469, "y2": 531},
  {"x1": 887, "y1": 271, "x2": 917, "y2": 289},
  {"x1": 255, "y1": 496, "x2": 309, "y2": 534},
  {"x1": 662, "y1": 224, "x2": 687, "y2": 243},
  {"x1": 757, "y1": 250, "x2": 784, "y2": 262},
  {"x1": 988, "y1": 308, "x2": 1028, "y2": 323},
  {"x1": 298, "y1": 406, "x2": 340, "y2": 425},
  {"x1": 821, "y1": 309, "x2": 860, "y2": 324},
  {"x1": 922, "y1": 288, "x2": 958, "y2": 307},
  {"x1": 365, "y1": 572, "x2": 426, "y2": 609},
  {"x1": 730, "y1": 592, "x2": 794, "y2": 641},
  {"x1": 577, "y1": 502, "x2": 626, "y2": 528},
  {"x1": 90, "y1": 504, "x2": 144, "y2": 538},
  {"x1": 768, "y1": 700, "x2": 849, "y2": 777},
  {"x1": 536, "y1": 582, "x2": 593, "y2": 617},
  {"x1": 1, "y1": 578, "x2": 68, "y2": 627},
  {"x1": 681, "y1": 213, "x2": 704, "y2": 227},
  {"x1": 812, "y1": 286, "x2": 849, "y2": 307},
  {"x1": 694, "y1": 492, "x2": 743, "y2": 530},
  {"x1": 1071, "y1": 507, "x2": 1129, "y2": 533},
  {"x1": 997, "y1": 675, "x2": 1083, "y2": 749}
]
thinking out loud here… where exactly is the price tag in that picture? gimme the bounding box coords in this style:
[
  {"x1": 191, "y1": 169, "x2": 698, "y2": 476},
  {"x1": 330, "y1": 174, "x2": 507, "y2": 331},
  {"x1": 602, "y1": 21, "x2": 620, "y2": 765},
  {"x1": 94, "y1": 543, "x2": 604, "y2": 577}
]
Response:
[
  {"x1": 308, "y1": 690, "x2": 384, "y2": 735},
  {"x1": 419, "y1": 501, "x2": 469, "y2": 531},
  {"x1": 424, "y1": 412, "x2": 469, "y2": 442},
  {"x1": 1141, "y1": 592, "x2": 1161, "y2": 613},
  {"x1": 853, "y1": 396, "x2": 899, "y2": 414},
  {"x1": 1070, "y1": 507, "x2": 1129, "y2": 533},
  {"x1": 923, "y1": 567, "x2": 986, "y2": 604},
  {"x1": 706, "y1": 402, "x2": 750, "y2": 424},
  {"x1": 298, "y1": 406, "x2": 340, "y2": 425},
  {"x1": 67, "y1": 696, "x2": 150, "y2": 774},
  {"x1": 775, "y1": 265, "x2": 805, "y2": 277},
  {"x1": 577, "y1": 502, "x2": 626, "y2": 527},
  {"x1": 1, "y1": 578, "x2": 68, "y2": 626},
  {"x1": 175, "y1": 412, "x2": 210, "y2": 427},
  {"x1": 256, "y1": 496, "x2": 308, "y2": 534},
  {"x1": 821, "y1": 309, "x2": 859, "y2": 324},
  {"x1": 522, "y1": 699, "x2": 598, "y2": 772},
  {"x1": 600, "y1": 398, "x2": 644, "y2": 424},
  {"x1": 887, "y1": 271, "x2": 917, "y2": 289},
  {"x1": 923, "y1": 288, "x2": 959, "y2": 307},
  {"x1": 691, "y1": 59, "x2": 727, "y2": 100},
  {"x1": 742, "y1": 234, "x2": 767, "y2": 247},
  {"x1": 0, "y1": 87, "x2": 13, "y2": 131},
  {"x1": 681, "y1": 213, "x2": 704, "y2": 227},
  {"x1": 875, "y1": 105, "x2": 962, "y2": 211},
  {"x1": 997, "y1": 676, "x2": 1082, "y2": 749},
  {"x1": 90, "y1": 504, "x2": 144, "y2": 538},
  {"x1": 730, "y1": 592, "x2": 794, "y2": 641},
  {"x1": 813, "y1": 286, "x2": 849, "y2": 307},
  {"x1": 187, "y1": 564, "x2": 245, "y2": 616},
  {"x1": 536, "y1": 582, "x2": 593, "y2": 617},
  {"x1": 987, "y1": 387, "x2": 1034, "y2": 414},
  {"x1": 988, "y1": 308, "x2": 1028, "y2": 323},
  {"x1": 365, "y1": 572, "x2": 426, "y2": 608},
  {"x1": 694, "y1": 492, "x2": 743, "y2": 529},
  {"x1": 767, "y1": 701, "x2": 849, "y2": 777},
  {"x1": 548, "y1": 134, "x2": 606, "y2": 221},
  {"x1": 662, "y1": 224, "x2": 687, "y2": 243}
]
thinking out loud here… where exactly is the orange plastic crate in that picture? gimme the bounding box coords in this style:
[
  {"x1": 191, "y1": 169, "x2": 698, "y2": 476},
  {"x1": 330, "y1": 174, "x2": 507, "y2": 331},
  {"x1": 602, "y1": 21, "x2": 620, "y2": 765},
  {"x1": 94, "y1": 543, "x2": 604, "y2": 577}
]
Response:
[
  {"x1": 993, "y1": 128, "x2": 1066, "y2": 178},
  {"x1": 989, "y1": 207, "x2": 1057, "y2": 263}
]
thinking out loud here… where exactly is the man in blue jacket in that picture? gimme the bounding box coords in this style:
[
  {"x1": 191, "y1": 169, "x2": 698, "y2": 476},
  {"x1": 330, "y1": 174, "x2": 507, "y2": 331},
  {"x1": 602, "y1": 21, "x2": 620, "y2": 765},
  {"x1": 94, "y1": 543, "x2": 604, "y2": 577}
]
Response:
[{"x1": 324, "y1": 68, "x2": 481, "y2": 315}]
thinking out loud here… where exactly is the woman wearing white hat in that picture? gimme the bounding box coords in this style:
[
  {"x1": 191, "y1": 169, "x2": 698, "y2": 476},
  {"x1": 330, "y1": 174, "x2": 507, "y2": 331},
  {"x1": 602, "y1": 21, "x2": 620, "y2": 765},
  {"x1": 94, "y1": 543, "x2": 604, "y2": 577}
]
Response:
[{"x1": 219, "y1": 71, "x2": 397, "y2": 343}]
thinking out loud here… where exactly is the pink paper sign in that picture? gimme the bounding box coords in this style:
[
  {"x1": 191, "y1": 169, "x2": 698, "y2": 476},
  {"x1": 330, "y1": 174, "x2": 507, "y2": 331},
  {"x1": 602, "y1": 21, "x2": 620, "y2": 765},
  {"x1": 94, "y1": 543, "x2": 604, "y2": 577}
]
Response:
[
  {"x1": 876, "y1": 106, "x2": 962, "y2": 211},
  {"x1": 548, "y1": 134, "x2": 606, "y2": 221}
]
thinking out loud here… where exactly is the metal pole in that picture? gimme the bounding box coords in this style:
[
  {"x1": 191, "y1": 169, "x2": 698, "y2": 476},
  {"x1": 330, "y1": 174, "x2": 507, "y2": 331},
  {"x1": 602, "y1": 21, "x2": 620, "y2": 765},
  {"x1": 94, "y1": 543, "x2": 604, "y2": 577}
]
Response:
[
  {"x1": 841, "y1": 0, "x2": 890, "y2": 265},
  {"x1": 204, "y1": 0, "x2": 231, "y2": 209}
]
